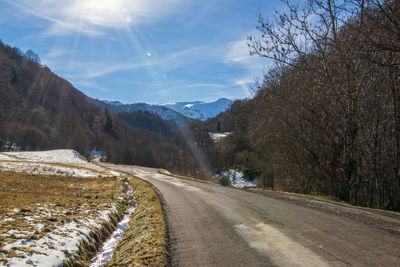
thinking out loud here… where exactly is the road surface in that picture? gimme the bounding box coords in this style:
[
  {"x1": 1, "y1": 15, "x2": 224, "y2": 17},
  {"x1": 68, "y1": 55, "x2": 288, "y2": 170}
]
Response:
[{"x1": 105, "y1": 164, "x2": 400, "y2": 266}]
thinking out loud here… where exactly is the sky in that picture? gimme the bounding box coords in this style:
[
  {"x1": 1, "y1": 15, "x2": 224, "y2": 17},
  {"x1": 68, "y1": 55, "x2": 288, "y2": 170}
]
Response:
[{"x1": 0, "y1": 0, "x2": 283, "y2": 104}]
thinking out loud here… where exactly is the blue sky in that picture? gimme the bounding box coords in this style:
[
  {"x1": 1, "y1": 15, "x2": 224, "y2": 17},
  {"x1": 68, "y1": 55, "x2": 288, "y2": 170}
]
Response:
[{"x1": 0, "y1": 0, "x2": 283, "y2": 104}]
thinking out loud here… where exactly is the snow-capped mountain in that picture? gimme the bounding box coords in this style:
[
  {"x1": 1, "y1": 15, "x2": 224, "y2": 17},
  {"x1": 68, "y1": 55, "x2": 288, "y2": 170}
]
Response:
[
  {"x1": 101, "y1": 100, "x2": 124, "y2": 106},
  {"x1": 88, "y1": 98, "x2": 189, "y2": 125},
  {"x1": 95, "y1": 98, "x2": 234, "y2": 122},
  {"x1": 111, "y1": 103, "x2": 189, "y2": 125},
  {"x1": 162, "y1": 98, "x2": 233, "y2": 121}
]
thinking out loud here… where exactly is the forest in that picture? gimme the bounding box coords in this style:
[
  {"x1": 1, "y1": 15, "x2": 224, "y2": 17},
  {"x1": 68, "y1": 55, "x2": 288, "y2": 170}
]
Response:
[
  {"x1": 197, "y1": 0, "x2": 400, "y2": 210},
  {"x1": 1, "y1": 0, "x2": 400, "y2": 211},
  {"x1": 0, "y1": 41, "x2": 201, "y2": 177}
]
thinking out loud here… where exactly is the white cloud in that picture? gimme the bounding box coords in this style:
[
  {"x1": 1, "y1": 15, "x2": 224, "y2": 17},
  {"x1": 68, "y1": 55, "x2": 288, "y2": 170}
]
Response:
[
  {"x1": 224, "y1": 39, "x2": 251, "y2": 64},
  {"x1": 222, "y1": 36, "x2": 268, "y2": 98},
  {"x1": 7, "y1": 0, "x2": 190, "y2": 35},
  {"x1": 233, "y1": 78, "x2": 254, "y2": 98},
  {"x1": 224, "y1": 37, "x2": 267, "y2": 71}
]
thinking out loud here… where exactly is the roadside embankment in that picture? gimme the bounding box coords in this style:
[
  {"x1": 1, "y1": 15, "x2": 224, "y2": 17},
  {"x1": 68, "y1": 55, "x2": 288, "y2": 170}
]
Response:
[{"x1": 106, "y1": 176, "x2": 167, "y2": 266}]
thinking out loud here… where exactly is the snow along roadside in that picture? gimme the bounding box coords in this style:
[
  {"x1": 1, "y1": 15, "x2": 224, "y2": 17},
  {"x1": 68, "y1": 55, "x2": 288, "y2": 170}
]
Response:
[
  {"x1": 97, "y1": 163, "x2": 168, "y2": 266},
  {"x1": 90, "y1": 180, "x2": 136, "y2": 266}
]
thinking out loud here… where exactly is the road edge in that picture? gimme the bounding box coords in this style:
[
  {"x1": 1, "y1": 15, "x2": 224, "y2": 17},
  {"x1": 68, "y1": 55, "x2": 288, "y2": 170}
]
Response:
[
  {"x1": 160, "y1": 168, "x2": 400, "y2": 217},
  {"x1": 97, "y1": 163, "x2": 170, "y2": 266},
  {"x1": 247, "y1": 188, "x2": 400, "y2": 217},
  {"x1": 136, "y1": 172, "x2": 172, "y2": 267},
  {"x1": 159, "y1": 169, "x2": 217, "y2": 185}
]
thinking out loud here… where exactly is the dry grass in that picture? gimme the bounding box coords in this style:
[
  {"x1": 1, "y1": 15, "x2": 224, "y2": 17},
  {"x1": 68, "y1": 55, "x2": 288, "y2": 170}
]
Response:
[
  {"x1": 0, "y1": 157, "x2": 168, "y2": 266},
  {"x1": 107, "y1": 177, "x2": 167, "y2": 267},
  {"x1": 0, "y1": 171, "x2": 126, "y2": 266}
]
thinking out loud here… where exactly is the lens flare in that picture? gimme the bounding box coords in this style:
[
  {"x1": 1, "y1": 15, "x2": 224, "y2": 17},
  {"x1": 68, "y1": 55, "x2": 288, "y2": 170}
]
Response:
[
  {"x1": 255, "y1": 222, "x2": 265, "y2": 231},
  {"x1": 147, "y1": 52, "x2": 151, "y2": 57}
]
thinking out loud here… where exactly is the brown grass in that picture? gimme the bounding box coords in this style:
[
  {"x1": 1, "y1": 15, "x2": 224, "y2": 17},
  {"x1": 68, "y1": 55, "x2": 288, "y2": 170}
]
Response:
[
  {"x1": 0, "y1": 166, "x2": 168, "y2": 266},
  {"x1": 0, "y1": 171, "x2": 126, "y2": 265},
  {"x1": 107, "y1": 177, "x2": 167, "y2": 267}
]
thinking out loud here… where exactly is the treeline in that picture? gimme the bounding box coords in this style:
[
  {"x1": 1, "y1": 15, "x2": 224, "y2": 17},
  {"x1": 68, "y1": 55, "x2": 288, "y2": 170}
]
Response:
[
  {"x1": 0, "y1": 40, "x2": 202, "y2": 177},
  {"x1": 202, "y1": 0, "x2": 400, "y2": 210}
]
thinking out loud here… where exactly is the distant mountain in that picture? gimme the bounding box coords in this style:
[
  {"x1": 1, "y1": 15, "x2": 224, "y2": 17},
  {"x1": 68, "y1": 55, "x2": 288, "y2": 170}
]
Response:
[
  {"x1": 94, "y1": 98, "x2": 234, "y2": 122},
  {"x1": 163, "y1": 98, "x2": 233, "y2": 121},
  {"x1": 0, "y1": 40, "x2": 199, "y2": 175},
  {"x1": 88, "y1": 98, "x2": 190, "y2": 125},
  {"x1": 101, "y1": 99, "x2": 124, "y2": 106}
]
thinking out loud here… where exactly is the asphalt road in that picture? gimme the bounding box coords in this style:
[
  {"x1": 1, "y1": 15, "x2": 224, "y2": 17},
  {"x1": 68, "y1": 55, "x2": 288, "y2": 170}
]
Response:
[{"x1": 106, "y1": 164, "x2": 400, "y2": 267}]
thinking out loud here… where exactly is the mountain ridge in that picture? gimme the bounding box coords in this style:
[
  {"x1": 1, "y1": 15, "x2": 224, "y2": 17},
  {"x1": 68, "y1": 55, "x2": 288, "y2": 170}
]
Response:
[{"x1": 95, "y1": 97, "x2": 233, "y2": 122}]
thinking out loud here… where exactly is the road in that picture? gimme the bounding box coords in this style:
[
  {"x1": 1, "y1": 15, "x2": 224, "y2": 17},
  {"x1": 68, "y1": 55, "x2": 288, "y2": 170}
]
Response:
[{"x1": 106, "y1": 164, "x2": 400, "y2": 266}]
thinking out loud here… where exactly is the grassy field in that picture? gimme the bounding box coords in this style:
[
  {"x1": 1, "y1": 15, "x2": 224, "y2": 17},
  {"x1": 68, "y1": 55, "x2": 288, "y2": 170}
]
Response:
[
  {"x1": 0, "y1": 150, "x2": 168, "y2": 266},
  {"x1": 0, "y1": 171, "x2": 126, "y2": 266},
  {"x1": 0, "y1": 172, "x2": 168, "y2": 266}
]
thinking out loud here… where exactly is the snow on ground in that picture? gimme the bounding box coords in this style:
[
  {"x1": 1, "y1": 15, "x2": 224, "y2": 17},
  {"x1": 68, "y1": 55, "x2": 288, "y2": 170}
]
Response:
[
  {"x1": 90, "y1": 181, "x2": 135, "y2": 267},
  {"x1": 2, "y1": 203, "x2": 118, "y2": 267},
  {"x1": 217, "y1": 169, "x2": 258, "y2": 188},
  {"x1": 0, "y1": 149, "x2": 122, "y2": 177},
  {"x1": 209, "y1": 132, "x2": 231, "y2": 141},
  {"x1": 3, "y1": 149, "x2": 87, "y2": 164},
  {"x1": 0, "y1": 161, "x2": 102, "y2": 177},
  {"x1": 0, "y1": 149, "x2": 129, "y2": 266},
  {"x1": 0, "y1": 153, "x2": 12, "y2": 161}
]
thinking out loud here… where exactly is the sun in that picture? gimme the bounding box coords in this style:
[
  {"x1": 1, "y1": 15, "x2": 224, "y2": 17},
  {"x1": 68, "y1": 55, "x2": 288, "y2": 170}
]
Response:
[
  {"x1": 81, "y1": 0, "x2": 120, "y2": 13},
  {"x1": 74, "y1": 0, "x2": 135, "y2": 27}
]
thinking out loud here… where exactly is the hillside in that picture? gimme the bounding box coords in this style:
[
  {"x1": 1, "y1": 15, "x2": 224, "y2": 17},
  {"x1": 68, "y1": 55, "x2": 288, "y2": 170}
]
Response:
[
  {"x1": 116, "y1": 111, "x2": 178, "y2": 137},
  {"x1": 88, "y1": 98, "x2": 190, "y2": 126},
  {"x1": 193, "y1": 0, "x2": 400, "y2": 211},
  {"x1": 0, "y1": 40, "x2": 199, "y2": 176}
]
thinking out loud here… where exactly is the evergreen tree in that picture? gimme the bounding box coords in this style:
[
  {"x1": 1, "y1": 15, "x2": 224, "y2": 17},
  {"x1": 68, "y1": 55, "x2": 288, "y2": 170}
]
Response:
[
  {"x1": 104, "y1": 108, "x2": 113, "y2": 134},
  {"x1": 216, "y1": 121, "x2": 221, "y2": 132}
]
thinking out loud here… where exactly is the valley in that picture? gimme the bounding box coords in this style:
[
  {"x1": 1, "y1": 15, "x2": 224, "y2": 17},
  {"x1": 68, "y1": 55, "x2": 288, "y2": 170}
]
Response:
[{"x1": 1, "y1": 0, "x2": 400, "y2": 265}]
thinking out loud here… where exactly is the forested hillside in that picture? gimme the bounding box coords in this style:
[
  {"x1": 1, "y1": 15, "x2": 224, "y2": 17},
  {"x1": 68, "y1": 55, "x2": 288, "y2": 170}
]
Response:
[
  {"x1": 197, "y1": 0, "x2": 400, "y2": 210},
  {"x1": 0, "y1": 41, "x2": 200, "y2": 176}
]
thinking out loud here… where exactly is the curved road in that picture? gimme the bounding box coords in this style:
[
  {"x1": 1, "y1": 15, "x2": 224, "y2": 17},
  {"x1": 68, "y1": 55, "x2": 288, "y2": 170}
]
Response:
[{"x1": 106, "y1": 164, "x2": 400, "y2": 266}]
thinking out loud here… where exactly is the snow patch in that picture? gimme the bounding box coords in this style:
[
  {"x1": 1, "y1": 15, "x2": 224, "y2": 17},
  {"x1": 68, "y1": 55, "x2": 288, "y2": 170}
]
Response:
[
  {"x1": 209, "y1": 132, "x2": 231, "y2": 141},
  {"x1": 3, "y1": 149, "x2": 87, "y2": 164},
  {"x1": 2, "y1": 202, "x2": 120, "y2": 267},
  {"x1": 216, "y1": 170, "x2": 257, "y2": 188},
  {"x1": 0, "y1": 149, "x2": 122, "y2": 177},
  {"x1": 184, "y1": 104, "x2": 193, "y2": 109},
  {"x1": 90, "y1": 181, "x2": 135, "y2": 267}
]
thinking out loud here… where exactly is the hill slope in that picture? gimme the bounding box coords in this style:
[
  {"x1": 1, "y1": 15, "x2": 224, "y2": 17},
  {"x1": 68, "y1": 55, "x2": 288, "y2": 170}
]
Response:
[
  {"x1": 88, "y1": 98, "x2": 190, "y2": 126},
  {"x1": 0, "y1": 40, "x2": 198, "y2": 175}
]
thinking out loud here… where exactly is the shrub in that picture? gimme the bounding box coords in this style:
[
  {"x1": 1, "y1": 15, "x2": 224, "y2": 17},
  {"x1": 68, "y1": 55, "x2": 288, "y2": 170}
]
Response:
[{"x1": 219, "y1": 176, "x2": 231, "y2": 186}]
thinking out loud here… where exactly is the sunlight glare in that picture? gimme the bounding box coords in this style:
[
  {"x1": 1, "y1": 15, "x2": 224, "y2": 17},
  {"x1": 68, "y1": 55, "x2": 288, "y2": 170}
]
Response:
[{"x1": 75, "y1": 0, "x2": 141, "y2": 27}]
